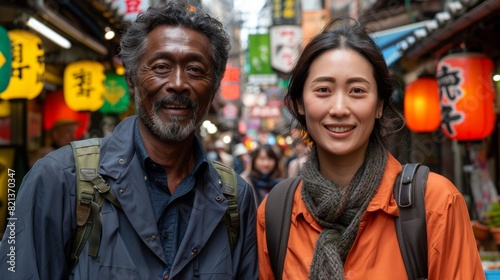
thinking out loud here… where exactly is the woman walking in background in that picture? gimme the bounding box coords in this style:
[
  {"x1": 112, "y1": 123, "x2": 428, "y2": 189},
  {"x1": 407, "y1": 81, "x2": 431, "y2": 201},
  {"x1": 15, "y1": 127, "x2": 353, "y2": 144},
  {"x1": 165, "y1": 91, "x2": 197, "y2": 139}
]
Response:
[{"x1": 242, "y1": 144, "x2": 283, "y2": 205}]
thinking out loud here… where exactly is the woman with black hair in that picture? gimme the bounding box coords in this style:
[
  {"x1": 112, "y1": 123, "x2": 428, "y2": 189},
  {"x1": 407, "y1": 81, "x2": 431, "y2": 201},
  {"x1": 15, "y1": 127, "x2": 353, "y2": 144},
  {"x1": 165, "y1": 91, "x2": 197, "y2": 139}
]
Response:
[
  {"x1": 242, "y1": 144, "x2": 283, "y2": 205},
  {"x1": 256, "y1": 17, "x2": 484, "y2": 280}
]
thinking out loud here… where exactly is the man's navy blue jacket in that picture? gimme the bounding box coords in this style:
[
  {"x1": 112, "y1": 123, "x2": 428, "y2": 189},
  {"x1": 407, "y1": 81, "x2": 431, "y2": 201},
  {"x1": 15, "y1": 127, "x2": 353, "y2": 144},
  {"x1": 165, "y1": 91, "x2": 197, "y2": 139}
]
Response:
[{"x1": 0, "y1": 116, "x2": 258, "y2": 279}]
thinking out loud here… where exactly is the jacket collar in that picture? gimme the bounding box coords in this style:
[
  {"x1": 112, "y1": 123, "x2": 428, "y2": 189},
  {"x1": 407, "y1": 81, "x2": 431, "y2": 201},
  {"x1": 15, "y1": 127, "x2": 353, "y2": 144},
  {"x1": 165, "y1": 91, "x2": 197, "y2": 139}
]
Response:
[
  {"x1": 365, "y1": 152, "x2": 402, "y2": 217},
  {"x1": 98, "y1": 116, "x2": 138, "y2": 180}
]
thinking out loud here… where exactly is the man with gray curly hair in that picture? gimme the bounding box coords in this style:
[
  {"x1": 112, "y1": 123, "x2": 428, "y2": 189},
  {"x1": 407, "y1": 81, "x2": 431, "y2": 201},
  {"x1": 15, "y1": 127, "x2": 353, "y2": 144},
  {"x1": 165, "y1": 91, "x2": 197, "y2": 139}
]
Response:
[{"x1": 0, "y1": 1, "x2": 258, "y2": 279}]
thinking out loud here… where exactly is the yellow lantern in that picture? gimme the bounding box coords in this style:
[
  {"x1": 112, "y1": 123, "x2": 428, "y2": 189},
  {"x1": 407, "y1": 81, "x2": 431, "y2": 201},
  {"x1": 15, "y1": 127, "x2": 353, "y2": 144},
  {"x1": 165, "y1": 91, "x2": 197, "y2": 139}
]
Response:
[
  {"x1": 0, "y1": 30, "x2": 44, "y2": 99},
  {"x1": 64, "y1": 60, "x2": 105, "y2": 111}
]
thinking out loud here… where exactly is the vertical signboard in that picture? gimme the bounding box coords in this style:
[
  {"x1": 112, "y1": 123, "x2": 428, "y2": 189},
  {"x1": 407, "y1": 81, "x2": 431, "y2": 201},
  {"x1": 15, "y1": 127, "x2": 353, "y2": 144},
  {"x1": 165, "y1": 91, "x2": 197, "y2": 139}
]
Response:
[
  {"x1": 247, "y1": 34, "x2": 277, "y2": 85},
  {"x1": 272, "y1": 0, "x2": 301, "y2": 25},
  {"x1": 269, "y1": 25, "x2": 302, "y2": 74},
  {"x1": 113, "y1": 0, "x2": 150, "y2": 21},
  {"x1": 220, "y1": 66, "x2": 240, "y2": 101},
  {"x1": 248, "y1": 34, "x2": 273, "y2": 75}
]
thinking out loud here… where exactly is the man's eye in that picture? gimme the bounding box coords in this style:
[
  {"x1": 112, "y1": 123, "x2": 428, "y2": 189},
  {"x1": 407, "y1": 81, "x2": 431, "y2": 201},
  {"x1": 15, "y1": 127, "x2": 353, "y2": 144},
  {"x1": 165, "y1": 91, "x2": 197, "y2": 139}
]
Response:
[
  {"x1": 153, "y1": 64, "x2": 168, "y2": 70},
  {"x1": 188, "y1": 66, "x2": 202, "y2": 73}
]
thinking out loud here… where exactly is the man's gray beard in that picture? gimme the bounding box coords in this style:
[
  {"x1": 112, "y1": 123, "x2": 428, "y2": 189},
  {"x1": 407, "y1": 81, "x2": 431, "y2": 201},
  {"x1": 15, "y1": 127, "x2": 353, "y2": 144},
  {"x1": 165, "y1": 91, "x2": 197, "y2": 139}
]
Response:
[{"x1": 135, "y1": 90, "x2": 209, "y2": 143}]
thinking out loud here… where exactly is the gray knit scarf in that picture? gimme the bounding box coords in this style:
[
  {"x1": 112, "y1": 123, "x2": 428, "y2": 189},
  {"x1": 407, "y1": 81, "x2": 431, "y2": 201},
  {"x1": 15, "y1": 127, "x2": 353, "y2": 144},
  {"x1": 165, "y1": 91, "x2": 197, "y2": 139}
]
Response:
[{"x1": 300, "y1": 140, "x2": 387, "y2": 280}]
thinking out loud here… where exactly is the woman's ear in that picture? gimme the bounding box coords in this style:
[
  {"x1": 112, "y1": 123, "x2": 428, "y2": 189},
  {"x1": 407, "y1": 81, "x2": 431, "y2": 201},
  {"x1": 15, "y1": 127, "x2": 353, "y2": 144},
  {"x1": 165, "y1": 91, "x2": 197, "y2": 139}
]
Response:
[{"x1": 297, "y1": 101, "x2": 305, "y2": 115}]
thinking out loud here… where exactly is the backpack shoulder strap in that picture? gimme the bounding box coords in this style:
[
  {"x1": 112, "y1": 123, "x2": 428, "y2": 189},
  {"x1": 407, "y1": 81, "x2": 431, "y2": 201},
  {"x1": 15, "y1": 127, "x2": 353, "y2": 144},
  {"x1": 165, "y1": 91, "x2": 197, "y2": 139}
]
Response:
[
  {"x1": 265, "y1": 176, "x2": 301, "y2": 280},
  {"x1": 211, "y1": 160, "x2": 239, "y2": 253},
  {"x1": 393, "y1": 163, "x2": 430, "y2": 280},
  {"x1": 69, "y1": 138, "x2": 121, "y2": 269}
]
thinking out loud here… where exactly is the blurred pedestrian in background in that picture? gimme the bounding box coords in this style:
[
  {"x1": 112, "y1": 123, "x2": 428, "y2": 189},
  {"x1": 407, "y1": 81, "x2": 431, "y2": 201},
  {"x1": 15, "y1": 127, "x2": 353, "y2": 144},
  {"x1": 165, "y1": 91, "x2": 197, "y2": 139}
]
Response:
[
  {"x1": 215, "y1": 139, "x2": 234, "y2": 167},
  {"x1": 287, "y1": 138, "x2": 310, "y2": 178},
  {"x1": 233, "y1": 142, "x2": 250, "y2": 174},
  {"x1": 242, "y1": 144, "x2": 283, "y2": 205},
  {"x1": 29, "y1": 119, "x2": 80, "y2": 167}
]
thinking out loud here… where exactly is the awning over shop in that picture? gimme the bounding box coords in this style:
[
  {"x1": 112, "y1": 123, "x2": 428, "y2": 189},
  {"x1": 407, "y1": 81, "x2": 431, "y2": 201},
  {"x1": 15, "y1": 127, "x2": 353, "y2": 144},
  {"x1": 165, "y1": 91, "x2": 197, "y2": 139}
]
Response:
[
  {"x1": 403, "y1": 0, "x2": 500, "y2": 60},
  {"x1": 370, "y1": 20, "x2": 433, "y2": 67}
]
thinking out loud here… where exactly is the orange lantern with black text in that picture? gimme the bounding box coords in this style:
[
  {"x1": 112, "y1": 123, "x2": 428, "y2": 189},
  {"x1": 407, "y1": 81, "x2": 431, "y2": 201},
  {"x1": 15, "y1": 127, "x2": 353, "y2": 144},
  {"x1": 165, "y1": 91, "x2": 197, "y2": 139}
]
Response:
[
  {"x1": 0, "y1": 30, "x2": 44, "y2": 99},
  {"x1": 404, "y1": 77, "x2": 441, "y2": 132},
  {"x1": 43, "y1": 90, "x2": 90, "y2": 139},
  {"x1": 437, "y1": 53, "x2": 496, "y2": 141},
  {"x1": 64, "y1": 60, "x2": 105, "y2": 111}
]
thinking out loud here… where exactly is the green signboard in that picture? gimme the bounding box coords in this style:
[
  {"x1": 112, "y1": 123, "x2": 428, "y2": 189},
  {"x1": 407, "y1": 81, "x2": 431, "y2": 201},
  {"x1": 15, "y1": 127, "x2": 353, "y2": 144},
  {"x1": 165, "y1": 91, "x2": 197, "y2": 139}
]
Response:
[
  {"x1": 0, "y1": 26, "x2": 12, "y2": 93},
  {"x1": 248, "y1": 34, "x2": 274, "y2": 75}
]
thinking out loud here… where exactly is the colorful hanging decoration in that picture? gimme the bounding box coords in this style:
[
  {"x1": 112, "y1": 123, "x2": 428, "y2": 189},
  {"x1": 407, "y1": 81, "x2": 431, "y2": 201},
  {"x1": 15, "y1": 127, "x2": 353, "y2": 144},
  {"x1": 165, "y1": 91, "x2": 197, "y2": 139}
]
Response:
[
  {"x1": 437, "y1": 52, "x2": 496, "y2": 141},
  {"x1": 0, "y1": 26, "x2": 12, "y2": 93},
  {"x1": 99, "y1": 74, "x2": 130, "y2": 114},
  {"x1": 64, "y1": 60, "x2": 105, "y2": 111},
  {"x1": 43, "y1": 90, "x2": 90, "y2": 139},
  {"x1": 404, "y1": 77, "x2": 441, "y2": 133},
  {"x1": 0, "y1": 30, "x2": 44, "y2": 99}
]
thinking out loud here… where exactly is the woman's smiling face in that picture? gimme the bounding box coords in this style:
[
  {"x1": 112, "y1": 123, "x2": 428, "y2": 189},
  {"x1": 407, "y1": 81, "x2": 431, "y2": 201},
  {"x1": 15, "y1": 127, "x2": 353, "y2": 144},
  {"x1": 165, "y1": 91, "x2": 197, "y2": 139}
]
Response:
[{"x1": 298, "y1": 48, "x2": 383, "y2": 161}]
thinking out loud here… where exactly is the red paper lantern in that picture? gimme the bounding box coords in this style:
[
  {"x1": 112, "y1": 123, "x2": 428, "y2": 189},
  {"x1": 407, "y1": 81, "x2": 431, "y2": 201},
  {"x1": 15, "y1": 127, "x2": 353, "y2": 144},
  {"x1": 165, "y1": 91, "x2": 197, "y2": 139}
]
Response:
[
  {"x1": 437, "y1": 53, "x2": 496, "y2": 141},
  {"x1": 404, "y1": 77, "x2": 441, "y2": 133},
  {"x1": 43, "y1": 90, "x2": 90, "y2": 139}
]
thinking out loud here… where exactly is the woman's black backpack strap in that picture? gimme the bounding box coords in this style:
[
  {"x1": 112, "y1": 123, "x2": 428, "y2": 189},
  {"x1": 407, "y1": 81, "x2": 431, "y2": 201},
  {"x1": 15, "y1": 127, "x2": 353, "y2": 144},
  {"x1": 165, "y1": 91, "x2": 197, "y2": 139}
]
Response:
[
  {"x1": 393, "y1": 163, "x2": 430, "y2": 280},
  {"x1": 265, "y1": 176, "x2": 301, "y2": 280}
]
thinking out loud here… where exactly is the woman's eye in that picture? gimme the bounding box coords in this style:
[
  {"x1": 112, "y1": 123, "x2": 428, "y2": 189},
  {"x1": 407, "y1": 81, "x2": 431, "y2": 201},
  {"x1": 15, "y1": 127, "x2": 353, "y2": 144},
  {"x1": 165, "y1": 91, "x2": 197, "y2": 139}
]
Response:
[{"x1": 351, "y1": 87, "x2": 365, "y2": 94}]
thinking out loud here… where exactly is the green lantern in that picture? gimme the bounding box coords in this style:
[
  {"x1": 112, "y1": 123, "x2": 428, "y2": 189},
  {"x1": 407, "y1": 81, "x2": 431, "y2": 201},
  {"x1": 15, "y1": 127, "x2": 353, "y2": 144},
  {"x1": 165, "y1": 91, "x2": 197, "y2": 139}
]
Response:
[
  {"x1": 99, "y1": 73, "x2": 130, "y2": 114},
  {"x1": 0, "y1": 26, "x2": 12, "y2": 93}
]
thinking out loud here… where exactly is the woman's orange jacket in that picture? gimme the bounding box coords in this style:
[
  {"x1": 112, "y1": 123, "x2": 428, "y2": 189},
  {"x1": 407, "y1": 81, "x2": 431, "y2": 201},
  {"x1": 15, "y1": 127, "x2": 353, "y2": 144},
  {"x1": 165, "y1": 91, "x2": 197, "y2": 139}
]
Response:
[{"x1": 257, "y1": 153, "x2": 485, "y2": 280}]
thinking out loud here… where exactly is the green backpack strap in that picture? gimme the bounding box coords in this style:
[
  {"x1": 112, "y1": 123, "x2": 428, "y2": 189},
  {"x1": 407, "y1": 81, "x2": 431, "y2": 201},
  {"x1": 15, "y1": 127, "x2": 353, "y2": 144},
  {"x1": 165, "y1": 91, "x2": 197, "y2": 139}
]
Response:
[
  {"x1": 393, "y1": 163, "x2": 429, "y2": 280},
  {"x1": 265, "y1": 176, "x2": 301, "y2": 280},
  {"x1": 211, "y1": 160, "x2": 239, "y2": 253},
  {"x1": 69, "y1": 138, "x2": 122, "y2": 269}
]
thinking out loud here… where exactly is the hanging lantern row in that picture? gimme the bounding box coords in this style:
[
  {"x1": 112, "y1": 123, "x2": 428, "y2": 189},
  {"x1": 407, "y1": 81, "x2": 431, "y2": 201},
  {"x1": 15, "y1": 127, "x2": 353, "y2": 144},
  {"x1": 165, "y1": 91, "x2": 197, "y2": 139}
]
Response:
[
  {"x1": 0, "y1": 27, "x2": 130, "y2": 114},
  {"x1": 0, "y1": 29, "x2": 45, "y2": 100},
  {"x1": 64, "y1": 63, "x2": 129, "y2": 113},
  {"x1": 404, "y1": 52, "x2": 496, "y2": 141}
]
